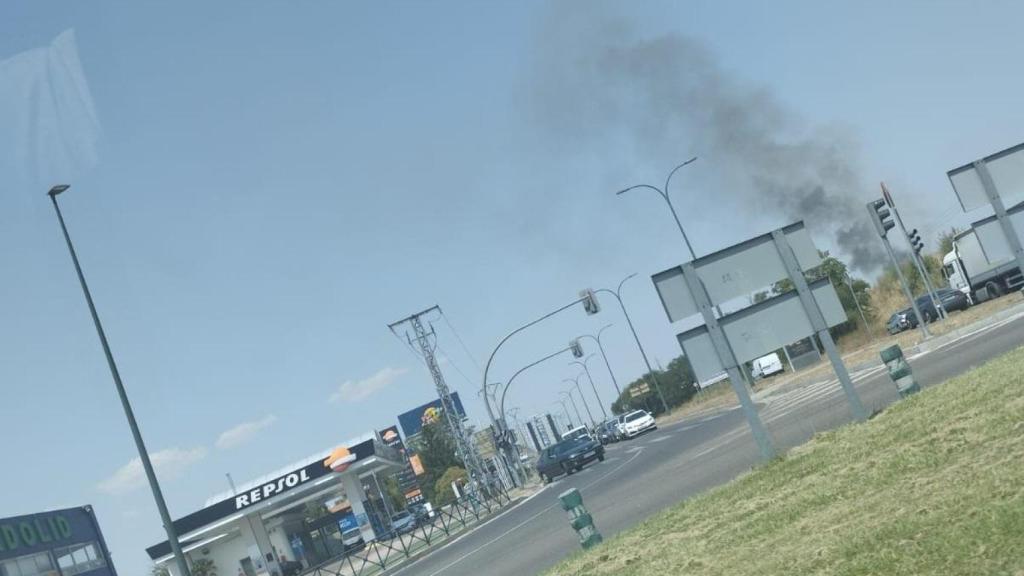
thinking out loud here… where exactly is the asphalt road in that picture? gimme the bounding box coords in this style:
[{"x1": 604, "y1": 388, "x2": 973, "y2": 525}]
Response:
[{"x1": 390, "y1": 310, "x2": 1024, "y2": 576}]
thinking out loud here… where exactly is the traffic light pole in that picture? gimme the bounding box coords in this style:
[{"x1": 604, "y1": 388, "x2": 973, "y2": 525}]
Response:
[
  {"x1": 883, "y1": 183, "x2": 947, "y2": 324},
  {"x1": 868, "y1": 200, "x2": 931, "y2": 340}
]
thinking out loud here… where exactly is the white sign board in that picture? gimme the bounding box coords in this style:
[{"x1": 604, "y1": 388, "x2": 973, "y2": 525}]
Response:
[
  {"x1": 652, "y1": 267, "x2": 698, "y2": 323},
  {"x1": 676, "y1": 278, "x2": 847, "y2": 382},
  {"x1": 676, "y1": 326, "x2": 723, "y2": 384},
  {"x1": 948, "y1": 143, "x2": 1024, "y2": 212},
  {"x1": 720, "y1": 279, "x2": 846, "y2": 365},
  {"x1": 972, "y1": 200, "x2": 1024, "y2": 266},
  {"x1": 693, "y1": 223, "x2": 822, "y2": 307}
]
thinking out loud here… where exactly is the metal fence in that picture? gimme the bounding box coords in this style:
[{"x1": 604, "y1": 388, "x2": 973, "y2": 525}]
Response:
[{"x1": 303, "y1": 487, "x2": 512, "y2": 576}]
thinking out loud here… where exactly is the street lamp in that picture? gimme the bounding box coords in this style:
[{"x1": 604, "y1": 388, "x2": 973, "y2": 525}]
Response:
[
  {"x1": 562, "y1": 377, "x2": 596, "y2": 427},
  {"x1": 577, "y1": 324, "x2": 620, "y2": 398},
  {"x1": 47, "y1": 185, "x2": 193, "y2": 576},
  {"x1": 553, "y1": 399, "x2": 575, "y2": 428},
  {"x1": 594, "y1": 274, "x2": 669, "y2": 413},
  {"x1": 559, "y1": 390, "x2": 584, "y2": 429},
  {"x1": 569, "y1": 354, "x2": 608, "y2": 420},
  {"x1": 616, "y1": 156, "x2": 699, "y2": 260}
]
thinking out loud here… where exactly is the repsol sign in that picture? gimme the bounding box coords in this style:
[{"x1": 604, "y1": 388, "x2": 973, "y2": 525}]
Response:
[
  {"x1": 0, "y1": 515, "x2": 72, "y2": 553},
  {"x1": 234, "y1": 469, "x2": 312, "y2": 510}
]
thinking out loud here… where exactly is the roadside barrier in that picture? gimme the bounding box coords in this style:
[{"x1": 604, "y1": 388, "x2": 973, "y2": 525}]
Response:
[{"x1": 558, "y1": 488, "x2": 602, "y2": 550}]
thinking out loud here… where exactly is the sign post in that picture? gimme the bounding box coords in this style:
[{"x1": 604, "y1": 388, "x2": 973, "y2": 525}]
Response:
[{"x1": 771, "y1": 230, "x2": 867, "y2": 421}]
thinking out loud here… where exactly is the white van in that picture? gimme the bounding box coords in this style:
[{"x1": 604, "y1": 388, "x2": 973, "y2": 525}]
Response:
[{"x1": 751, "y1": 353, "x2": 784, "y2": 379}]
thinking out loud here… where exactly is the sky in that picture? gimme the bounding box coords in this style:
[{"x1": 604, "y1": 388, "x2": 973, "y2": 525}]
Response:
[{"x1": 3, "y1": 1, "x2": 1024, "y2": 573}]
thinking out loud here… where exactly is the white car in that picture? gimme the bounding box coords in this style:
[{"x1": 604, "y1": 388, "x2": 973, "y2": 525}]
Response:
[{"x1": 619, "y1": 410, "x2": 656, "y2": 439}]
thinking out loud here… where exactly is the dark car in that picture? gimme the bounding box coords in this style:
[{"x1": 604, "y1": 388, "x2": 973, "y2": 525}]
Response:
[
  {"x1": 904, "y1": 289, "x2": 971, "y2": 326},
  {"x1": 536, "y1": 434, "x2": 605, "y2": 483},
  {"x1": 279, "y1": 559, "x2": 304, "y2": 576},
  {"x1": 596, "y1": 420, "x2": 618, "y2": 445},
  {"x1": 886, "y1": 311, "x2": 909, "y2": 335}
]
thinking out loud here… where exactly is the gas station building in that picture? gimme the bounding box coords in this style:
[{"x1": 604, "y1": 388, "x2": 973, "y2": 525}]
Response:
[{"x1": 146, "y1": 432, "x2": 403, "y2": 576}]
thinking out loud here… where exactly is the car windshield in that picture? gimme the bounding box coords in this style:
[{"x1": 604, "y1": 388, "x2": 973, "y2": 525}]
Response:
[
  {"x1": 625, "y1": 411, "x2": 646, "y2": 422},
  {"x1": 563, "y1": 427, "x2": 589, "y2": 441},
  {"x1": 392, "y1": 512, "x2": 410, "y2": 521}
]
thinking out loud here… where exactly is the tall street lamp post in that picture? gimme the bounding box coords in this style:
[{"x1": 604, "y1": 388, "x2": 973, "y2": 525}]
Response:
[
  {"x1": 47, "y1": 185, "x2": 192, "y2": 576},
  {"x1": 559, "y1": 391, "x2": 584, "y2": 429},
  {"x1": 595, "y1": 274, "x2": 669, "y2": 413},
  {"x1": 563, "y1": 377, "x2": 596, "y2": 427},
  {"x1": 569, "y1": 354, "x2": 608, "y2": 420},
  {"x1": 577, "y1": 324, "x2": 620, "y2": 398}
]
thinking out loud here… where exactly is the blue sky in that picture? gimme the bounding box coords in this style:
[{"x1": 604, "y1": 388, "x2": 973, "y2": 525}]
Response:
[{"x1": 3, "y1": 1, "x2": 1024, "y2": 573}]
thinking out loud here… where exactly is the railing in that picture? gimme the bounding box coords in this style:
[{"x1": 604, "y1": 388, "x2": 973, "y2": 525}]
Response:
[{"x1": 302, "y1": 487, "x2": 512, "y2": 576}]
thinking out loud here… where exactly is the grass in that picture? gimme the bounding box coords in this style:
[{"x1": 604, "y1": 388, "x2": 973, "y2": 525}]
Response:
[{"x1": 546, "y1": 345, "x2": 1024, "y2": 576}]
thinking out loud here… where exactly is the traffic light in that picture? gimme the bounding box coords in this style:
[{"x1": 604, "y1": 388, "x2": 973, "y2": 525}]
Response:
[
  {"x1": 569, "y1": 338, "x2": 584, "y2": 358},
  {"x1": 866, "y1": 199, "x2": 895, "y2": 238},
  {"x1": 579, "y1": 288, "x2": 600, "y2": 315},
  {"x1": 908, "y1": 228, "x2": 924, "y2": 255}
]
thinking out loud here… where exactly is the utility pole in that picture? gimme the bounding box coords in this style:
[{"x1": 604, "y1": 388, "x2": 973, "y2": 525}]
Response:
[{"x1": 389, "y1": 306, "x2": 488, "y2": 494}]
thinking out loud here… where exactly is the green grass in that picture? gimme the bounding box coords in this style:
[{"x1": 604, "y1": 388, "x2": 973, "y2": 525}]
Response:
[{"x1": 546, "y1": 346, "x2": 1024, "y2": 576}]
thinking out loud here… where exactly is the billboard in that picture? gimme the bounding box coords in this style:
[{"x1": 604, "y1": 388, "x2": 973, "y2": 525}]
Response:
[
  {"x1": 397, "y1": 392, "x2": 466, "y2": 438},
  {"x1": 0, "y1": 506, "x2": 115, "y2": 576}
]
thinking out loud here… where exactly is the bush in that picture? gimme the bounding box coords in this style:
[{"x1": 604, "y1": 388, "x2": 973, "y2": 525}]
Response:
[{"x1": 433, "y1": 467, "x2": 468, "y2": 507}]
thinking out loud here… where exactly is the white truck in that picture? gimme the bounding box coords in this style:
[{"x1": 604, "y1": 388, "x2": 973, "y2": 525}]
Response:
[{"x1": 942, "y1": 228, "x2": 1023, "y2": 303}]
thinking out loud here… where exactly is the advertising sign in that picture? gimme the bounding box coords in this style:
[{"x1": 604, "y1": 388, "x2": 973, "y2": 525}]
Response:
[
  {"x1": 397, "y1": 392, "x2": 466, "y2": 438},
  {"x1": 0, "y1": 507, "x2": 115, "y2": 576}
]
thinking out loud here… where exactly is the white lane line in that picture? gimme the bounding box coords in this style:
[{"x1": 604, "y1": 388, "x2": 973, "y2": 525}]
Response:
[
  {"x1": 646, "y1": 436, "x2": 671, "y2": 443},
  {"x1": 409, "y1": 448, "x2": 647, "y2": 576}
]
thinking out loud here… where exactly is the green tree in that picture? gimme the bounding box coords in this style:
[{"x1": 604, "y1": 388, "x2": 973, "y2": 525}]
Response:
[
  {"x1": 303, "y1": 501, "x2": 329, "y2": 524},
  {"x1": 611, "y1": 356, "x2": 697, "y2": 416},
  {"x1": 191, "y1": 559, "x2": 217, "y2": 576},
  {"x1": 151, "y1": 566, "x2": 170, "y2": 576},
  {"x1": 433, "y1": 467, "x2": 468, "y2": 507},
  {"x1": 381, "y1": 474, "x2": 406, "y2": 511},
  {"x1": 938, "y1": 227, "x2": 961, "y2": 256},
  {"x1": 409, "y1": 419, "x2": 463, "y2": 503}
]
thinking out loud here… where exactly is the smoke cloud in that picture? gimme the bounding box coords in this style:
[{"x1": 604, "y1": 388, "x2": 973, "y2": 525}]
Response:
[{"x1": 529, "y1": 11, "x2": 886, "y2": 271}]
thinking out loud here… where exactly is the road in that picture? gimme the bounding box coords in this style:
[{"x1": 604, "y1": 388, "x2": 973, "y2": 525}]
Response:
[{"x1": 390, "y1": 310, "x2": 1024, "y2": 576}]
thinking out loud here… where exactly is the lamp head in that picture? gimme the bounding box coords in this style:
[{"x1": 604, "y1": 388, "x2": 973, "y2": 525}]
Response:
[{"x1": 48, "y1": 184, "x2": 70, "y2": 197}]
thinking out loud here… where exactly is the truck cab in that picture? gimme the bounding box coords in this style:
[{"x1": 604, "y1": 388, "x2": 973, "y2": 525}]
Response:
[{"x1": 942, "y1": 249, "x2": 972, "y2": 303}]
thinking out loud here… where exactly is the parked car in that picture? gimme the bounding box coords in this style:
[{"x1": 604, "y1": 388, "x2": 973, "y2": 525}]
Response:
[
  {"x1": 535, "y1": 433, "x2": 605, "y2": 483},
  {"x1": 279, "y1": 558, "x2": 304, "y2": 576},
  {"x1": 751, "y1": 352, "x2": 784, "y2": 379},
  {"x1": 390, "y1": 511, "x2": 417, "y2": 535},
  {"x1": 901, "y1": 288, "x2": 971, "y2": 328},
  {"x1": 619, "y1": 410, "x2": 657, "y2": 439},
  {"x1": 887, "y1": 310, "x2": 910, "y2": 335}
]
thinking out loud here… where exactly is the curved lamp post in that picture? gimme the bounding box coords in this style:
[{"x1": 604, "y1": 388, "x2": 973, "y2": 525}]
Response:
[
  {"x1": 569, "y1": 354, "x2": 608, "y2": 420},
  {"x1": 563, "y1": 376, "x2": 596, "y2": 427},
  {"x1": 595, "y1": 274, "x2": 669, "y2": 413}
]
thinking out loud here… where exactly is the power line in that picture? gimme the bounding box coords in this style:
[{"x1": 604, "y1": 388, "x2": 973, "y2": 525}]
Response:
[{"x1": 440, "y1": 308, "x2": 484, "y2": 375}]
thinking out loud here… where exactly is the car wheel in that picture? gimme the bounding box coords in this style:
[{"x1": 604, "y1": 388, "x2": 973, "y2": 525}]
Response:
[
  {"x1": 924, "y1": 311, "x2": 934, "y2": 323},
  {"x1": 541, "y1": 473, "x2": 550, "y2": 484},
  {"x1": 986, "y1": 281, "x2": 1004, "y2": 298},
  {"x1": 561, "y1": 462, "x2": 574, "y2": 476},
  {"x1": 597, "y1": 453, "x2": 605, "y2": 462}
]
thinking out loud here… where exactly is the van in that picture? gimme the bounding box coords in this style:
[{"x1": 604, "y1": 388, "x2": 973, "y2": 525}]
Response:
[{"x1": 751, "y1": 353, "x2": 784, "y2": 379}]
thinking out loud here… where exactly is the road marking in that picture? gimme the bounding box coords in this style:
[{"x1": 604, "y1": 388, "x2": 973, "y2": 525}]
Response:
[
  {"x1": 646, "y1": 436, "x2": 671, "y2": 443},
  {"x1": 406, "y1": 448, "x2": 647, "y2": 576}
]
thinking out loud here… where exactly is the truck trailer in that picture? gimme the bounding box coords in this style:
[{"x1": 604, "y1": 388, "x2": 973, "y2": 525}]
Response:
[{"x1": 942, "y1": 227, "x2": 1023, "y2": 303}]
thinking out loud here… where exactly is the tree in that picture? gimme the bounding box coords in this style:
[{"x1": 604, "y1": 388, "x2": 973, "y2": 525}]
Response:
[
  {"x1": 381, "y1": 474, "x2": 406, "y2": 511},
  {"x1": 191, "y1": 559, "x2": 217, "y2": 576},
  {"x1": 151, "y1": 566, "x2": 170, "y2": 576},
  {"x1": 409, "y1": 419, "x2": 463, "y2": 503},
  {"x1": 303, "y1": 501, "x2": 329, "y2": 524},
  {"x1": 938, "y1": 227, "x2": 961, "y2": 256},
  {"x1": 433, "y1": 467, "x2": 468, "y2": 507},
  {"x1": 611, "y1": 355, "x2": 697, "y2": 416}
]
